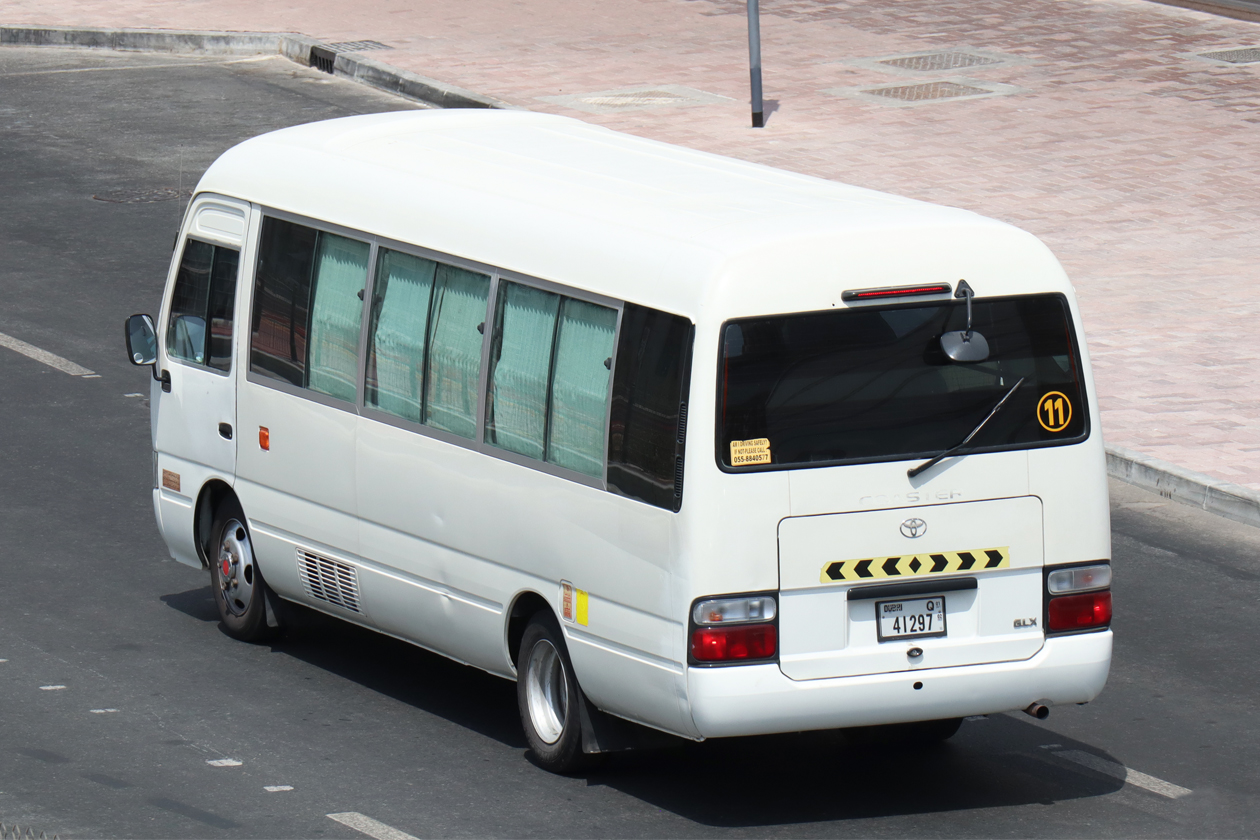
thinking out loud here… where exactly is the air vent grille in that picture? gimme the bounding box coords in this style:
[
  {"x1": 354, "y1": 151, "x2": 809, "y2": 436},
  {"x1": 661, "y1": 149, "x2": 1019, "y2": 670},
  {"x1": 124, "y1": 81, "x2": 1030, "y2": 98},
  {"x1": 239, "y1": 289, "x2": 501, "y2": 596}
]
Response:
[{"x1": 296, "y1": 549, "x2": 361, "y2": 612}]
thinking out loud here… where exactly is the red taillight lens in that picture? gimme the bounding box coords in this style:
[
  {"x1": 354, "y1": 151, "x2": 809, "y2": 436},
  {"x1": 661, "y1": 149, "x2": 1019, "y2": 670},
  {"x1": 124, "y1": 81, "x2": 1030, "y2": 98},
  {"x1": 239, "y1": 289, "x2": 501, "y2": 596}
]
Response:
[
  {"x1": 1048, "y1": 590, "x2": 1112, "y2": 632},
  {"x1": 691, "y1": 624, "x2": 777, "y2": 662}
]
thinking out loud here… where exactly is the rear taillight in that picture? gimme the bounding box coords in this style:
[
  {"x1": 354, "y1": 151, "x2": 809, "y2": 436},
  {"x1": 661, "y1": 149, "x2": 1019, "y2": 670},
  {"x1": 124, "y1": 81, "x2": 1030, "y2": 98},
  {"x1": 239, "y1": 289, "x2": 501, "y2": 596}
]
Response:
[
  {"x1": 1048, "y1": 591, "x2": 1112, "y2": 632},
  {"x1": 1045, "y1": 562, "x2": 1111, "y2": 634},
  {"x1": 691, "y1": 624, "x2": 777, "y2": 661},
  {"x1": 689, "y1": 593, "x2": 778, "y2": 663}
]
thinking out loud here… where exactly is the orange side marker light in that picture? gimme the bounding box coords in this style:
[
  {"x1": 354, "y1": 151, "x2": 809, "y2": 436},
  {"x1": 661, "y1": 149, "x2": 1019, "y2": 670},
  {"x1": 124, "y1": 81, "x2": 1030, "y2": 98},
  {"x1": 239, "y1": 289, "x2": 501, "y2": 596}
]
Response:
[{"x1": 259, "y1": 426, "x2": 270, "y2": 451}]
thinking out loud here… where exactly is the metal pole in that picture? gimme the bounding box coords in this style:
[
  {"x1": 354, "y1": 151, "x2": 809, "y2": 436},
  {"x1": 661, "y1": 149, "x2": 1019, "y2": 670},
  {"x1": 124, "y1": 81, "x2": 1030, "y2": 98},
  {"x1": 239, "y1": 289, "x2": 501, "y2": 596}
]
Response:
[{"x1": 747, "y1": 0, "x2": 764, "y2": 127}]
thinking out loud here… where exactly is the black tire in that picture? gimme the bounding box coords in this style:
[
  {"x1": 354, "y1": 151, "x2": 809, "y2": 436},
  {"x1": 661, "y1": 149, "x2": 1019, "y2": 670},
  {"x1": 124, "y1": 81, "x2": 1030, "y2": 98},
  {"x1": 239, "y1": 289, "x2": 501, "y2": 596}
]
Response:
[
  {"x1": 208, "y1": 498, "x2": 276, "y2": 642},
  {"x1": 516, "y1": 612, "x2": 588, "y2": 773}
]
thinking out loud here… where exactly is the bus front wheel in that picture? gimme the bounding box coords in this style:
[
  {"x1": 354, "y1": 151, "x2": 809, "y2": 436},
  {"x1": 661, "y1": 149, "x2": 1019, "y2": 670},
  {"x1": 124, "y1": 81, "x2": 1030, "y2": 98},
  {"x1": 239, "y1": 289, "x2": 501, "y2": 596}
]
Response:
[
  {"x1": 209, "y1": 499, "x2": 276, "y2": 642},
  {"x1": 517, "y1": 613, "x2": 586, "y2": 773}
]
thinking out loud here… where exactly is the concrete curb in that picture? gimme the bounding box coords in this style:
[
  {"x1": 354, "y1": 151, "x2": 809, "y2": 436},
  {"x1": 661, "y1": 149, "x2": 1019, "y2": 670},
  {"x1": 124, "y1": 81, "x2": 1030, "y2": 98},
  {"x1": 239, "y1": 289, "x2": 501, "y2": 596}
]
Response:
[
  {"x1": 1107, "y1": 444, "x2": 1260, "y2": 528},
  {"x1": 0, "y1": 24, "x2": 513, "y2": 110}
]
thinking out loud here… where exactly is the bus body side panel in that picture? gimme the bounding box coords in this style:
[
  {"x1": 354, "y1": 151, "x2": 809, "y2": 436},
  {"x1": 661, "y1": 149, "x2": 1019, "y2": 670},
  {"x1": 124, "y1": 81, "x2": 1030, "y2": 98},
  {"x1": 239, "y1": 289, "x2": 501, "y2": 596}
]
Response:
[
  {"x1": 355, "y1": 417, "x2": 693, "y2": 736},
  {"x1": 234, "y1": 383, "x2": 361, "y2": 613}
]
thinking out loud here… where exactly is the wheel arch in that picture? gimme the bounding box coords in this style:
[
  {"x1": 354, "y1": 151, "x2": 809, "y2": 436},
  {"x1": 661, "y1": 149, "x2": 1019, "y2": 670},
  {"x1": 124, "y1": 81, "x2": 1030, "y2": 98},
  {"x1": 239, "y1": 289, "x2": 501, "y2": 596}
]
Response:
[
  {"x1": 506, "y1": 590, "x2": 555, "y2": 676},
  {"x1": 194, "y1": 479, "x2": 238, "y2": 569}
]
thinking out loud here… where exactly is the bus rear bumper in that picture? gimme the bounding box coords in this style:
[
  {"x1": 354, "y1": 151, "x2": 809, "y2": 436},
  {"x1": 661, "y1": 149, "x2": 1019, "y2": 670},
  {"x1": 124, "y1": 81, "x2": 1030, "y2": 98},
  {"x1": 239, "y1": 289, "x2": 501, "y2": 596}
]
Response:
[{"x1": 686, "y1": 630, "x2": 1111, "y2": 739}]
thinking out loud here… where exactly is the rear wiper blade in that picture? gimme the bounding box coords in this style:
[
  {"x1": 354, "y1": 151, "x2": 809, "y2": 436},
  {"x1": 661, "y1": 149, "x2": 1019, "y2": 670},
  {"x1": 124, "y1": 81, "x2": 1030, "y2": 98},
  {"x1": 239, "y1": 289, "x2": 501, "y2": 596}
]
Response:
[{"x1": 907, "y1": 377, "x2": 1026, "y2": 479}]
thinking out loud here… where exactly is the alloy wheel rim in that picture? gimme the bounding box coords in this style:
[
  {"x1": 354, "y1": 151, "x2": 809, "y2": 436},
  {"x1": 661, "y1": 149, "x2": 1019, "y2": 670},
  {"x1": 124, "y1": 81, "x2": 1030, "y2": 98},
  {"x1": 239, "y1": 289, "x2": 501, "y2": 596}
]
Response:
[
  {"x1": 217, "y1": 518, "x2": 255, "y2": 617},
  {"x1": 525, "y1": 639, "x2": 568, "y2": 744}
]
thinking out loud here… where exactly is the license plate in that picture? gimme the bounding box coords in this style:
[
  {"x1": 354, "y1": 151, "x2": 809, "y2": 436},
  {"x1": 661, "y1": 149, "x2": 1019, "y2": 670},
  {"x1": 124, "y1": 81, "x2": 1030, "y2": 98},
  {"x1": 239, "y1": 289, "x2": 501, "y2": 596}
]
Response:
[{"x1": 876, "y1": 596, "x2": 947, "y2": 642}]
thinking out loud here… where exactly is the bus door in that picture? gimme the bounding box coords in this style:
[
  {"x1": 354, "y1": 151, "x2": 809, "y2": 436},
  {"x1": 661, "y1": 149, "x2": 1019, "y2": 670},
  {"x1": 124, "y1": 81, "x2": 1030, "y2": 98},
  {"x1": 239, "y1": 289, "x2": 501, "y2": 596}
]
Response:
[{"x1": 153, "y1": 195, "x2": 251, "y2": 568}]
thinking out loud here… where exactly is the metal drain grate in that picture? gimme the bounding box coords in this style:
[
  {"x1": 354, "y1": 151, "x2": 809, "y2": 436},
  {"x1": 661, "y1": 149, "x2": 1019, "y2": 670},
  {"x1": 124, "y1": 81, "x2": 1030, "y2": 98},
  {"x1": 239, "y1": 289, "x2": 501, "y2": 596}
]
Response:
[
  {"x1": 877, "y1": 52, "x2": 1002, "y2": 72},
  {"x1": 92, "y1": 188, "x2": 190, "y2": 204},
  {"x1": 297, "y1": 549, "x2": 361, "y2": 613},
  {"x1": 324, "y1": 40, "x2": 392, "y2": 54},
  {"x1": 1198, "y1": 47, "x2": 1260, "y2": 65},
  {"x1": 863, "y1": 81, "x2": 994, "y2": 102}
]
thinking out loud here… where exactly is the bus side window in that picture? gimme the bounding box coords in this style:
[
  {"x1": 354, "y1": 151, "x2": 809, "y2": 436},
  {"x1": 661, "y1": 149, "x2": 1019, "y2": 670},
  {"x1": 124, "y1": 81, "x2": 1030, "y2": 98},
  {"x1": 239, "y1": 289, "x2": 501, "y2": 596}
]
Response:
[
  {"x1": 606, "y1": 304, "x2": 693, "y2": 511},
  {"x1": 485, "y1": 281, "x2": 616, "y2": 478},
  {"x1": 167, "y1": 238, "x2": 239, "y2": 372},
  {"x1": 363, "y1": 248, "x2": 491, "y2": 440},
  {"x1": 250, "y1": 217, "x2": 368, "y2": 402}
]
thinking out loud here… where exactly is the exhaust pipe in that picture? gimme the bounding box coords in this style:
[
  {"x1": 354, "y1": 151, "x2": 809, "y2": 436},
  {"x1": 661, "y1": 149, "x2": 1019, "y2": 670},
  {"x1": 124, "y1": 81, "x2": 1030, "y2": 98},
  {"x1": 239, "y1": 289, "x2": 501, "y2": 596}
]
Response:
[{"x1": 1023, "y1": 702, "x2": 1050, "y2": 720}]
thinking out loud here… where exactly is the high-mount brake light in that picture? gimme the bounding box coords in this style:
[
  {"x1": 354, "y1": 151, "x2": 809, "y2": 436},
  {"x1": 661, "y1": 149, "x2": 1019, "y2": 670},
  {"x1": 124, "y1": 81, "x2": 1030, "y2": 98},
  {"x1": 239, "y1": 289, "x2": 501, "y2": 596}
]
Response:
[
  {"x1": 1048, "y1": 591, "x2": 1112, "y2": 632},
  {"x1": 1047, "y1": 563, "x2": 1111, "y2": 594},
  {"x1": 691, "y1": 624, "x2": 777, "y2": 662},
  {"x1": 840, "y1": 283, "x2": 953, "y2": 302}
]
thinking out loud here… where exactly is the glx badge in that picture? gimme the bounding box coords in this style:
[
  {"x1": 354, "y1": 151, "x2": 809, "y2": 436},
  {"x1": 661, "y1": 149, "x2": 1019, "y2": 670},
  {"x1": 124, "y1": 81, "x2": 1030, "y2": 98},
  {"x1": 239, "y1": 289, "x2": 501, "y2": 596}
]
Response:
[{"x1": 900, "y1": 518, "x2": 927, "y2": 539}]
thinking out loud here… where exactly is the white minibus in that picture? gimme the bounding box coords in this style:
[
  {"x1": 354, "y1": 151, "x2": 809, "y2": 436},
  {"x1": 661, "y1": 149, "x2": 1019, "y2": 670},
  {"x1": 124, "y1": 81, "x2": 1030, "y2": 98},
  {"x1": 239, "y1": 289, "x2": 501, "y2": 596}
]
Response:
[{"x1": 126, "y1": 110, "x2": 1112, "y2": 773}]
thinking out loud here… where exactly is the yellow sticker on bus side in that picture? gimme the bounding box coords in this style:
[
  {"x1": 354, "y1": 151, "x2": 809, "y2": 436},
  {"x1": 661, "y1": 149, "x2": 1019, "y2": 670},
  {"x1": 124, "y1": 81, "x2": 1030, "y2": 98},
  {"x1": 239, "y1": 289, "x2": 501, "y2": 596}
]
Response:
[{"x1": 730, "y1": 438, "x2": 771, "y2": 466}]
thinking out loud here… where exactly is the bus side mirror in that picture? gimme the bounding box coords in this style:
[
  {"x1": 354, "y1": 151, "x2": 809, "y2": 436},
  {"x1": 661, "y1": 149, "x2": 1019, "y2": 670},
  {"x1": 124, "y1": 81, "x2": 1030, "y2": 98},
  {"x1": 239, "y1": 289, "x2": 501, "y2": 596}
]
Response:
[{"x1": 126, "y1": 313, "x2": 158, "y2": 367}]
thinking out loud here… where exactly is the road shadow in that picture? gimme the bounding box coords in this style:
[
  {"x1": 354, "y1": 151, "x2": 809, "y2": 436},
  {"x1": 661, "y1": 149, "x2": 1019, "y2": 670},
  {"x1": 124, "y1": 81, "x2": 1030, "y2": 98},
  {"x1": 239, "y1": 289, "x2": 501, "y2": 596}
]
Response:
[
  {"x1": 160, "y1": 585, "x2": 218, "y2": 622},
  {"x1": 583, "y1": 713, "x2": 1125, "y2": 826},
  {"x1": 263, "y1": 601, "x2": 525, "y2": 749}
]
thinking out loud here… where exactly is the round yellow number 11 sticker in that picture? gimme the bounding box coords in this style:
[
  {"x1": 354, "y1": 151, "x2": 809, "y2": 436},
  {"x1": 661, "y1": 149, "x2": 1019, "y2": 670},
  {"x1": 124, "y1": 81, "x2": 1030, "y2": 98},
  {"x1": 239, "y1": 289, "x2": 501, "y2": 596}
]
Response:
[{"x1": 1037, "y1": 391, "x2": 1073, "y2": 432}]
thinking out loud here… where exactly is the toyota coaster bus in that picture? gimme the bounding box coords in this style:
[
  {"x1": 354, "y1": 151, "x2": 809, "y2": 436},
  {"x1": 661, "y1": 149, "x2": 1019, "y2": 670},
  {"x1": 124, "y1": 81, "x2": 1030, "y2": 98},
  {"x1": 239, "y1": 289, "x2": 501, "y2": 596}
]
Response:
[{"x1": 126, "y1": 109, "x2": 1112, "y2": 773}]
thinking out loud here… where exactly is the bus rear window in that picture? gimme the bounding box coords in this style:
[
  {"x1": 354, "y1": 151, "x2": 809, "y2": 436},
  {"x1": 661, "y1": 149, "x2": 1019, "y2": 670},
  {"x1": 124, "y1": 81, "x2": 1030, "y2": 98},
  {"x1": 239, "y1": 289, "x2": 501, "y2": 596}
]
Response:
[{"x1": 718, "y1": 293, "x2": 1087, "y2": 470}]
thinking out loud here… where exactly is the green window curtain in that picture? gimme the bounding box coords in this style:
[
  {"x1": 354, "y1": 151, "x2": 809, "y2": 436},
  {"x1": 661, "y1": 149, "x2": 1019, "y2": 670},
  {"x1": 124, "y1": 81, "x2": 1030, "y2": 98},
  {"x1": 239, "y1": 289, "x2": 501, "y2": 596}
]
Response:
[
  {"x1": 424, "y1": 264, "x2": 491, "y2": 439},
  {"x1": 547, "y1": 299, "x2": 617, "y2": 477},
  {"x1": 486, "y1": 282, "x2": 560, "y2": 460},
  {"x1": 307, "y1": 232, "x2": 369, "y2": 403},
  {"x1": 365, "y1": 249, "x2": 437, "y2": 423}
]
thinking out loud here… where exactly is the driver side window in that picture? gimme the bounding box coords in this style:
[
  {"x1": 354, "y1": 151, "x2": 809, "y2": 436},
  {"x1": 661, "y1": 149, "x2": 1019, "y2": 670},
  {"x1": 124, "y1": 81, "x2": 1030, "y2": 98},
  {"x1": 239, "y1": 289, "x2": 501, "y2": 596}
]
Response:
[{"x1": 166, "y1": 239, "x2": 239, "y2": 372}]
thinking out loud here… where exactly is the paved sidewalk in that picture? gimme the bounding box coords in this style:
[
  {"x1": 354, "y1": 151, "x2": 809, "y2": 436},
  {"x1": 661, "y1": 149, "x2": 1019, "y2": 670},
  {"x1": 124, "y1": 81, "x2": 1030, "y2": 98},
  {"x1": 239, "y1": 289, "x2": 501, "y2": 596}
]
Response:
[{"x1": 6, "y1": 0, "x2": 1260, "y2": 488}]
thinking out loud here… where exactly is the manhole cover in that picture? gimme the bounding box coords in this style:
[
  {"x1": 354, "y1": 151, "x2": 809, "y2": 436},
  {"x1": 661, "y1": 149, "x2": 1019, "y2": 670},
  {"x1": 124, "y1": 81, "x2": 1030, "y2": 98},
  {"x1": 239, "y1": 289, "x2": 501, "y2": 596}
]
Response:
[
  {"x1": 324, "y1": 40, "x2": 392, "y2": 54},
  {"x1": 877, "y1": 52, "x2": 1002, "y2": 72},
  {"x1": 92, "y1": 188, "x2": 191, "y2": 204},
  {"x1": 863, "y1": 81, "x2": 994, "y2": 102},
  {"x1": 1198, "y1": 47, "x2": 1260, "y2": 65},
  {"x1": 577, "y1": 90, "x2": 690, "y2": 108}
]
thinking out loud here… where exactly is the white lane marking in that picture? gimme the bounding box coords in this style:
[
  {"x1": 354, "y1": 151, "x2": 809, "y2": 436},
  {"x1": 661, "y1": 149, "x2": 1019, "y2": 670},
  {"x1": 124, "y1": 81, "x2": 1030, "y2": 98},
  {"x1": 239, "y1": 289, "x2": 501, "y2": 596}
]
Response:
[
  {"x1": 39, "y1": 685, "x2": 66, "y2": 691},
  {"x1": 124, "y1": 393, "x2": 144, "y2": 397},
  {"x1": 1039, "y1": 743, "x2": 1063, "y2": 749},
  {"x1": 206, "y1": 758, "x2": 243, "y2": 767},
  {"x1": 0, "y1": 659, "x2": 8, "y2": 663},
  {"x1": 964, "y1": 715, "x2": 989, "y2": 721},
  {"x1": 0, "y1": 332, "x2": 95, "y2": 376},
  {"x1": 89, "y1": 708, "x2": 119, "y2": 714},
  {"x1": 1055, "y1": 749, "x2": 1191, "y2": 799},
  {"x1": 327, "y1": 812, "x2": 421, "y2": 840},
  {"x1": 264, "y1": 785, "x2": 294, "y2": 792}
]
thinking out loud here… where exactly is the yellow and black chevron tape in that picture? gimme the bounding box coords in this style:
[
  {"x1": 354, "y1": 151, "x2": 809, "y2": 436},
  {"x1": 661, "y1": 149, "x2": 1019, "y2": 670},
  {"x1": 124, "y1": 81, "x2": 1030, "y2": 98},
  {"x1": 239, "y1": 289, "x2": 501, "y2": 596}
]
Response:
[{"x1": 819, "y1": 547, "x2": 1010, "y2": 583}]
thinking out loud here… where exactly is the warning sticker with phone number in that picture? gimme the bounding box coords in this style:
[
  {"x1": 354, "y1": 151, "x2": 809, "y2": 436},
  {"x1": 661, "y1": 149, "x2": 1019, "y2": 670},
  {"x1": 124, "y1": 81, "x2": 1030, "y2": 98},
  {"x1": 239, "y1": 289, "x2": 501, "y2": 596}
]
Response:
[{"x1": 730, "y1": 438, "x2": 772, "y2": 466}]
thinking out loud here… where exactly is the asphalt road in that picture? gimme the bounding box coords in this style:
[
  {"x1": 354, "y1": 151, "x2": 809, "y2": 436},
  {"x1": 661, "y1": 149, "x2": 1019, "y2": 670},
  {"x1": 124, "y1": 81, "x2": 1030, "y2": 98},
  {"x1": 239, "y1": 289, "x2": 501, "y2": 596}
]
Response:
[{"x1": 2, "y1": 45, "x2": 1259, "y2": 839}]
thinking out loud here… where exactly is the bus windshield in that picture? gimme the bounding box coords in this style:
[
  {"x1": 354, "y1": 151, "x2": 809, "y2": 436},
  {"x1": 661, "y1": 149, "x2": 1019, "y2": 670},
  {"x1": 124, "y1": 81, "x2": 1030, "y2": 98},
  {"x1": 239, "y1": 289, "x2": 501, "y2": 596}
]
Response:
[{"x1": 718, "y1": 293, "x2": 1088, "y2": 470}]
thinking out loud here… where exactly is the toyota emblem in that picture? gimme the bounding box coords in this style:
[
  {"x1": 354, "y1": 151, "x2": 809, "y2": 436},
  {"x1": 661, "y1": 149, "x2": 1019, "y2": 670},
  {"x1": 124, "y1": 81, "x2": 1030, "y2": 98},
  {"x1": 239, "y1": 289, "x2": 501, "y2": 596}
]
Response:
[{"x1": 900, "y1": 518, "x2": 927, "y2": 538}]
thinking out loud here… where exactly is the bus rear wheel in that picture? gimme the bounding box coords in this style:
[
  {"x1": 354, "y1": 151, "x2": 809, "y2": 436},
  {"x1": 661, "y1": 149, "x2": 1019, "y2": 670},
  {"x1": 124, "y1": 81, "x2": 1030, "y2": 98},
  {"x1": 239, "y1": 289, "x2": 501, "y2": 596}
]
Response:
[
  {"x1": 209, "y1": 499, "x2": 275, "y2": 642},
  {"x1": 517, "y1": 613, "x2": 586, "y2": 773}
]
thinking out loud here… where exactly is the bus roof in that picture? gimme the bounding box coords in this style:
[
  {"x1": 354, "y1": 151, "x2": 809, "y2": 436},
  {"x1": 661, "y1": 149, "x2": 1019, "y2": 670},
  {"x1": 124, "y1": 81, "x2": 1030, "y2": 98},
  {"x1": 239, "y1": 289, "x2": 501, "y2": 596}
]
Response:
[{"x1": 197, "y1": 110, "x2": 1057, "y2": 319}]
